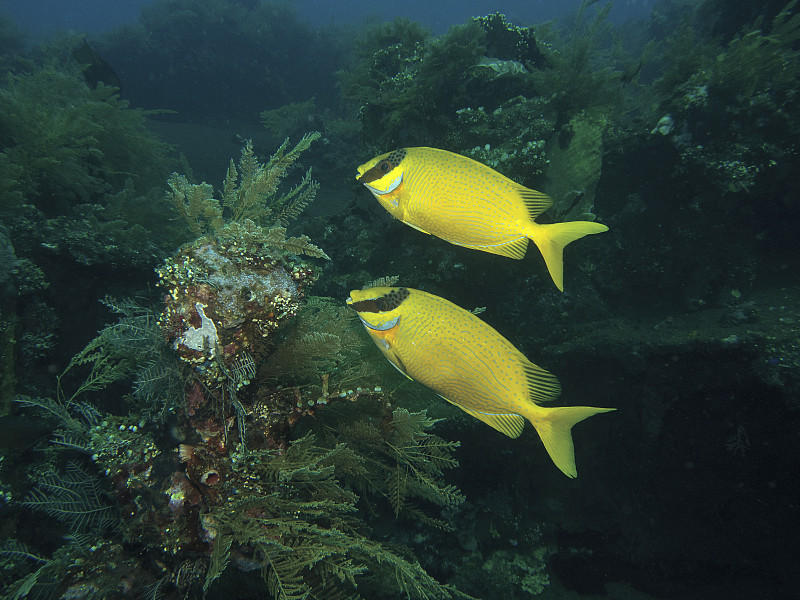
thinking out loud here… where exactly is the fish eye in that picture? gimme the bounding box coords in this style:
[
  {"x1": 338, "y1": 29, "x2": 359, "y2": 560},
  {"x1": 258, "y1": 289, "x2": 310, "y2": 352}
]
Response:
[{"x1": 378, "y1": 160, "x2": 392, "y2": 173}]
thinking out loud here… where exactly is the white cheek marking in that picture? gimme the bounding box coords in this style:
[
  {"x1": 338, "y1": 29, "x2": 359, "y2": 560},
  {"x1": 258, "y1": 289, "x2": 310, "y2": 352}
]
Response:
[
  {"x1": 365, "y1": 172, "x2": 402, "y2": 196},
  {"x1": 359, "y1": 314, "x2": 400, "y2": 331}
]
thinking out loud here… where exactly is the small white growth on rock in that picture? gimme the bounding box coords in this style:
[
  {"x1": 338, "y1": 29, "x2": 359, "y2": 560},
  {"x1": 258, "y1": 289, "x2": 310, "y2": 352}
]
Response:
[
  {"x1": 175, "y1": 302, "x2": 219, "y2": 356},
  {"x1": 651, "y1": 114, "x2": 674, "y2": 135}
]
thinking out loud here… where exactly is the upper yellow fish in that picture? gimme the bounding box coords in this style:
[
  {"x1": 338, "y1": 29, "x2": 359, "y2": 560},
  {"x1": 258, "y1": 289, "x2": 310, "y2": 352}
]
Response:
[
  {"x1": 356, "y1": 147, "x2": 608, "y2": 291},
  {"x1": 347, "y1": 286, "x2": 615, "y2": 477}
]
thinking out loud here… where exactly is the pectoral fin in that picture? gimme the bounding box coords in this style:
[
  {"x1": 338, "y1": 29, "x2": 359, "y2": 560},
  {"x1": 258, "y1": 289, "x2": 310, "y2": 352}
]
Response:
[
  {"x1": 376, "y1": 339, "x2": 413, "y2": 381},
  {"x1": 386, "y1": 353, "x2": 413, "y2": 380}
]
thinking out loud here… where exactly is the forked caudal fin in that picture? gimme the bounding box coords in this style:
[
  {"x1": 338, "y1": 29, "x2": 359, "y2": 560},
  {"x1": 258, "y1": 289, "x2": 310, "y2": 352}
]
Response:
[
  {"x1": 529, "y1": 221, "x2": 609, "y2": 291},
  {"x1": 528, "y1": 405, "x2": 616, "y2": 478}
]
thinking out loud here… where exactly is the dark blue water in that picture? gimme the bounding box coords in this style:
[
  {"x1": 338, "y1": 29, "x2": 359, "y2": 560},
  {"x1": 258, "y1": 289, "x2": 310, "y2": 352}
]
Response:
[{"x1": 2, "y1": 0, "x2": 655, "y2": 36}]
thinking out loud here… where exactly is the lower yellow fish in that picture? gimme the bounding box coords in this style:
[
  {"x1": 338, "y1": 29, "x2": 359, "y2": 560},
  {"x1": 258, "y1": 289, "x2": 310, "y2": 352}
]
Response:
[
  {"x1": 356, "y1": 147, "x2": 608, "y2": 291},
  {"x1": 347, "y1": 286, "x2": 615, "y2": 477}
]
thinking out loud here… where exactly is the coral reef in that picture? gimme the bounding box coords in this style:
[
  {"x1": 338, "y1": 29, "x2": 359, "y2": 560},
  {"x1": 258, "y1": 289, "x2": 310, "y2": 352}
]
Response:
[
  {"x1": 4, "y1": 331, "x2": 467, "y2": 599},
  {"x1": 156, "y1": 228, "x2": 317, "y2": 391},
  {"x1": 158, "y1": 134, "x2": 326, "y2": 401},
  {"x1": 1, "y1": 134, "x2": 470, "y2": 599}
]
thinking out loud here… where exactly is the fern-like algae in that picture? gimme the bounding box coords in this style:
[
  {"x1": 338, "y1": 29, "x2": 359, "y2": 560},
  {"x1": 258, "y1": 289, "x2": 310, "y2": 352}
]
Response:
[
  {"x1": 208, "y1": 434, "x2": 469, "y2": 600},
  {"x1": 334, "y1": 407, "x2": 464, "y2": 532},
  {"x1": 214, "y1": 219, "x2": 329, "y2": 260},
  {"x1": 167, "y1": 133, "x2": 322, "y2": 237},
  {"x1": 165, "y1": 174, "x2": 220, "y2": 236},
  {"x1": 224, "y1": 135, "x2": 321, "y2": 226},
  {"x1": 7, "y1": 305, "x2": 471, "y2": 599},
  {"x1": 260, "y1": 98, "x2": 318, "y2": 140},
  {"x1": 21, "y1": 462, "x2": 116, "y2": 533},
  {"x1": 261, "y1": 296, "x2": 376, "y2": 385},
  {"x1": 40, "y1": 296, "x2": 185, "y2": 425}
]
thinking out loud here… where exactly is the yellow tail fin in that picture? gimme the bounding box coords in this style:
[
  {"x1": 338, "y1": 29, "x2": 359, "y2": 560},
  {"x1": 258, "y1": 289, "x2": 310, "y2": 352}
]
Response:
[
  {"x1": 528, "y1": 221, "x2": 609, "y2": 291},
  {"x1": 527, "y1": 405, "x2": 616, "y2": 478}
]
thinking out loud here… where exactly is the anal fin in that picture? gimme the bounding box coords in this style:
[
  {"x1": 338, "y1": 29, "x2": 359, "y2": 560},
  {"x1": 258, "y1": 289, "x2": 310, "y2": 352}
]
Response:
[
  {"x1": 441, "y1": 397, "x2": 525, "y2": 438},
  {"x1": 466, "y1": 237, "x2": 528, "y2": 260}
]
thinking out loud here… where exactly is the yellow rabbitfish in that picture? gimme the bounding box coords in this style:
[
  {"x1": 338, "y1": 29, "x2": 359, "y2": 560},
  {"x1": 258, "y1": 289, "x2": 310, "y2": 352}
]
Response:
[
  {"x1": 356, "y1": 147, "x2": 608, "y2": 291},
  {"x1": 347, "y1": 286, "x2": 615, "y2": 478}
]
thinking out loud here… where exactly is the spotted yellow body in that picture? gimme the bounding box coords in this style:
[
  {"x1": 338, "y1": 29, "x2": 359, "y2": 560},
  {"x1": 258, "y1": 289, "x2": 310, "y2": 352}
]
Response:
[
  {"x1": 356, "y1": 147, "x2": 608, "y2": 291},
  {"x1": 347, "y1": 286, "x2": 615, "y2": 478}
]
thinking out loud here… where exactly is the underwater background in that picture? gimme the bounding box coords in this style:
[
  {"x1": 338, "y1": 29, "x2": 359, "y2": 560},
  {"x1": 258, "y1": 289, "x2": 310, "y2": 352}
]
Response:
[{"x1": 1, "y1": 0, "x2": 799, "y2": 598}]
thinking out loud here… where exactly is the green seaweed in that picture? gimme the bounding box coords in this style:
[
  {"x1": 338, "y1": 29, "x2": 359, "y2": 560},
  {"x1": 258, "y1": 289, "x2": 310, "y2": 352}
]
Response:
[
  {"x1": 341, "y1": 17, "x2": 485, "y2": 147},
  {"x1": 0, "y1": 64, "x2": 171, "y2": 214},
  {"x1": 529, "y1": 2, "x2": 629, "y2": 124},
  {"x1": 21, "y1": 462, "x2": 116, "y2": 533},
  {"x1": 210, "y1": 432, "x2": 467, "y2": 599},
  {"x1": 332, "y1": 407, "x2": 464, "y2": 531},
  {"x1": 167, "y1": 134, "x2": 321, "y2": 237},
  {"x1": 260, "y1": 98, "x2": 318, "y2": 140}
]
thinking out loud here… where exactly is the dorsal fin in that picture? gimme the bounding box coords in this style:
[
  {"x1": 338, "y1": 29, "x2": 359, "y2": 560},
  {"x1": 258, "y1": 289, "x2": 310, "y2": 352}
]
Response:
[
  {"x1": 523, "y1": 362, "x2": 562, "y2": 404},
  {"x1": 517, "y1": 186, "x2": 553, "y2": 220}
]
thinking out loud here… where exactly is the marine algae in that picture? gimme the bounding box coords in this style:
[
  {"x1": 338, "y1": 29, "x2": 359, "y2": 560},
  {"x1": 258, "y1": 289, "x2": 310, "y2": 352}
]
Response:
[
  {"x1": 6, "y1": 309, "x2": 470, "y2": 599},
  {"x1": 544, "y1": 110, "x2": 608, "y2": 221},
  {"x1": 166, "y1": 134, "x2": 321, "y2": 237}
]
